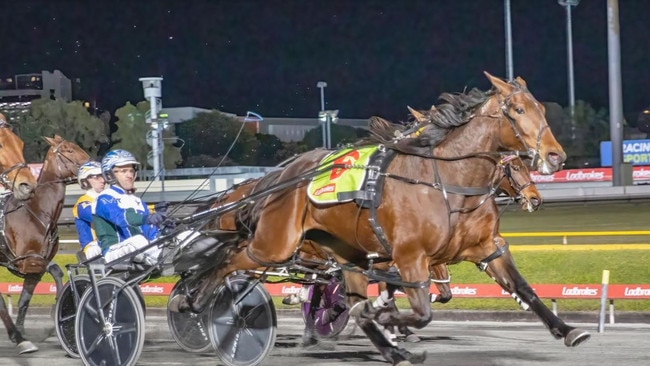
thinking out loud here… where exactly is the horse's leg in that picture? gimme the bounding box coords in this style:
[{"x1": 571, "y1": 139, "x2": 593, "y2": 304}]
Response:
[
  {"x1": 15, "y1": 273, "x2": 42, "y2": 334},
  {"x1": 346, "y1": 272, "x2": 425, "y2": 365},
  {"x1": 430, "y1": 264, "x2": 452, "y2": 303},
  {"x1": 376, "y1": 282, "x2": 421, "y2": 343},
  {"x1": 0, "y1": 293, "x2": 37, "y2": 354},
  {"x1": 483, "y1": 238, "x2": 590, "y2": 347},
  {"x1": 302, "y1": 284, "x2": 321, "y2": 346}
]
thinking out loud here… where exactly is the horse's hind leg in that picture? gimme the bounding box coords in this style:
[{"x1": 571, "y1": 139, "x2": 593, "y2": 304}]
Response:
[
  {"x1": 483, "y1": 239, "x2": 590, "y2": 347},
  {"x1": 0, "y1": 294, "x2": 37, "y2": 354}
]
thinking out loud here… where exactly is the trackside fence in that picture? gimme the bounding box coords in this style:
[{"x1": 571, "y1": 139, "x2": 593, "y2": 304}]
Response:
[{"x1": 2, "y1": 281, "x2": 648, "y2": 325}]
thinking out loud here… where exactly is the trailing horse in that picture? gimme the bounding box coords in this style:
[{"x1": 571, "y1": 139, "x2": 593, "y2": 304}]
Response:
[
  {"x1": 0, "y1": 135, "x2": 89, "y2": 354},
  {"x1": 170, "y1": 72, "x2": 588, "y2": 365}
]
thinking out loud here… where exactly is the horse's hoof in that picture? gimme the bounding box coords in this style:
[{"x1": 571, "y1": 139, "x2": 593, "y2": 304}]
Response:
[
  {"x1": 407, "y1": 351, "x2": 427, "y2": 364},
  {"x1": 167, "y1": 294, "x2": 185, "y2": 313},
  {"x1": 17, "y1": 341, "x2": 38, "y2": 354},
  {"x1": 405, "y1": 333, "x2": 421, "y2": 343},
  {"x1": 565, "y1": 328, "x2": 591, "y2": 347}
]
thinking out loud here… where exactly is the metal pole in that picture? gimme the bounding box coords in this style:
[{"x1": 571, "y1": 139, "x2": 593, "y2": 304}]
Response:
[
  {"x1": 317, "y1": 81, "x2": 327, "y2": 148},
  {"x1": 607, "y1": 0, "x2": 624, "y2": 186},
  {"x1": 566, "y1": 4, "x2": 576, "y2": 140},
  {"x1": 326, "y1": 114, "x2": 331, "y2": 149},
  {"x1": 148, "y1": 96, "x2": 161, "y2": 182},
  {"x1": 504, "y1": 0, "x2": 514, "y2": 81}
]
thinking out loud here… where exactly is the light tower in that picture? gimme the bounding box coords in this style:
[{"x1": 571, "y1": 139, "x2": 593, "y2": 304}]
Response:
[{"x1": 139, "y1": 77, "x2": 164, "y2": 182}]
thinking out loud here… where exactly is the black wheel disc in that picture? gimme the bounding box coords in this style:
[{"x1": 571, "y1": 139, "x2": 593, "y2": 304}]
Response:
[
  {"x1": 167, "y1": 278, "x2": 212, "y2": 353},
  {"x1": 54, "y1": 275, "x2": 91, "y2": 358},
  {"x1": 75, "y1": 277, "x2": 145, "y2": 366},
  {"x1": 209, "y1": 274, "x2": 277, "y2": 366}
]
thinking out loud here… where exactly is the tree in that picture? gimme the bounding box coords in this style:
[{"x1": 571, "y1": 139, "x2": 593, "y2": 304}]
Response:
[
  {"x1": 6, "y1": 98, "x2": 107, "y2": 162},
  {"x1": 176, "y1": 111, "x2": 259, "y2": 166},
  {"x1": 253, "y1": 133, "x2": 284, "y2": 166},
  {"x1": 302, "y1": 124, "x2": 367, "y2": 150},
  {"x1": 112, "y1": 101, "x2": 182, "y2": 170},
  {"x1": 544, "y1": 101, "x2": 612, "y2": 168}
]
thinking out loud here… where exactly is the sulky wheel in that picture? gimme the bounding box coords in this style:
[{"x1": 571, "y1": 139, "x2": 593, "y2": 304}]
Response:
[
  {"x1": 300, "y1": 284, "x2": 351, "y2": 339},
  {"x1": 208, "y1": 274, "x2": 277, "y2": 366},
  {"x1": 54, "y1": 275, "x2": 91, "y2": 358},
  {"x1": 167, "y1": 278, "x2": 212, "y2": 353},
  {"x1": 75, "y1": 276, "x2": 145, "y2": 366}
]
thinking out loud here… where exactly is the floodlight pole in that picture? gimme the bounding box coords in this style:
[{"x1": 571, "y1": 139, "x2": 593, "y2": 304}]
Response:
[
  {"x1": 317, "y1": 81, "x2": 327, "y2": 148},
  {"x1": 139, "y1": 77, "x2": 163, "y2": 188}
]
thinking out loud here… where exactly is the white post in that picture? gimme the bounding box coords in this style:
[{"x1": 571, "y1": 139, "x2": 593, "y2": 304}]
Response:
[{"x1": 598, "y1": 269, "x2": 610, "y2": 333}]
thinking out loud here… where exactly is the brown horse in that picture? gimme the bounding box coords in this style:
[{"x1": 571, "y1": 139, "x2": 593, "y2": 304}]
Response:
[
  {"x1": 0, "y1": 114, "x2": 38, "y2": 199},
  {"x1": 379, "y1": 153, "x2": 543, "y2": 342},
  {"x1": 0, "y1": 135, "x2": 89, "y2": 354},
  {"x1": 171, "y1": 72, "x2": 585, "y2": 365}
]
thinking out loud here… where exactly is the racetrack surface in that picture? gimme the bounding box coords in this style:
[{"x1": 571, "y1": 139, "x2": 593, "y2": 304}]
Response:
[{"x1": 2, "y1": 312, "x2": 648, "y2": 366}]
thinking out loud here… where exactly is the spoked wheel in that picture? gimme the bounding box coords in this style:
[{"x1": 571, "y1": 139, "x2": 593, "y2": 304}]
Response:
[
  {"x1": 167, "y1": 278, "x2": 212, "y2": 353},
  {"x1": 54, "y1": 275, "x2": 91, "y2": 358},
  {"x1": 301, "y1": 284, "x2": 351, "y2": 338},
  {"x1": 208, "y1": 274, "x2": 277, "y2": 366},
  {"x1": 75, "y1": 277, "x2": 145, "y2": 366}
]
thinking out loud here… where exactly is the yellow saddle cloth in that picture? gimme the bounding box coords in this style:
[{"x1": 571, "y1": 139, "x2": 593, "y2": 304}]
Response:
[{"x1": 307, "y1": 146, "x2": 378, "y2": 204}]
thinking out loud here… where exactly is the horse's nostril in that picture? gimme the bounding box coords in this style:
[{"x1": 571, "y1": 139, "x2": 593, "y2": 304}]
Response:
[{"x1": 531, "y1": 197, "x2": 541, "y2": 207}]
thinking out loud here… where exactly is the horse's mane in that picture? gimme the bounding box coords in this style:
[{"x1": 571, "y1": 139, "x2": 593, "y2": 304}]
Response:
[{"x1": 358, "y1": 88, "x2": 491, "y2": 156}]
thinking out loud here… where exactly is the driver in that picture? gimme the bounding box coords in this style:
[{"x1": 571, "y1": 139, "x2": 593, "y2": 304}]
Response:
[
  {"x1": 72, "y1": 161, "x2": 106, "y2": 259},
  {"x1": 92, "y1": 149, "x2": 166, "y2": 265}
]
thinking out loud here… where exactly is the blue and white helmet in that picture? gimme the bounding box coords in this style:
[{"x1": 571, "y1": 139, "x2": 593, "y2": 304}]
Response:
[
  {"x1": 101, "y1": 149, "x2": 140, "y2": 184},
  {"x1": 77, "y1": 161, "x2": 102, "y2": 189}
]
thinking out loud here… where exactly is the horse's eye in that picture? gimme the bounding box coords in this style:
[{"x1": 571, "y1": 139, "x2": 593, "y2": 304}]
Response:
[
  {"x1": 515, "y1": 107, "x2": 524, "y2": 114},
  {"x1": 512, "y1": 165, "x2": 520, "y2": 171}
]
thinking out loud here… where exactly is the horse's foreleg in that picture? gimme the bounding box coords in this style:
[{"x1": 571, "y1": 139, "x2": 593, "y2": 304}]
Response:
[
  {"x1": 485, "y1": 246, "x2": 590, "y2": 347},
  {"x1": 15, "y1": 273, "x2": 42, "y2": 334},
  {"x1": 347, "y1": 273, "x2": 426, "y2": 365},
  {"x1": 430, "y1": 264, "x2": 452, "y2": 303},
  {"x1": 0, "y1": 294, "x2": 37, "y2": 354}
]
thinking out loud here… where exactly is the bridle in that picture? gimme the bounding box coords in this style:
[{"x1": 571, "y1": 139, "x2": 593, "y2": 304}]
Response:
[
  {"x1": 47, "y1": 138, "x2": 85, "y2": 185},
  {"x1": 0, "y1": 123, "x2": 31, "y2": 191},
  {"x1": 499, "y1": 155, "x2": 533, "y2": 199},
  {"x1": 497, "y1": 83, "x2": 551, "y2": 169}
]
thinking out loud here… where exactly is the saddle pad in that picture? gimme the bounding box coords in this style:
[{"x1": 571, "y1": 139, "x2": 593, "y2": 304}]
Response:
[{"x1": 307, "y1": 146, "x2": 378, "y2": 204}]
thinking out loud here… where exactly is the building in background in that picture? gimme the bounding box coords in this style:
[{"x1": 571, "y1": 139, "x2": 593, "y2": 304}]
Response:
[{"x1": 0, "y1": 70, "x2": 72, "y2": 119}]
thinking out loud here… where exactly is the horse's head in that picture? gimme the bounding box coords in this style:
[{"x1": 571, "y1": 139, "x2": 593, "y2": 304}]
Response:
[
  {"x1": 484, "y1": 72, "x2": 566, "y2": 175},
  {"x1": 0, "y1": 114, "x2": 37, "y2": 200},
  {"x1": 498, "y1": 156, "x2": 542, "y2": 212},
  {"x1": 43, "y1": 135, "x2": 90, "y2": 181}
]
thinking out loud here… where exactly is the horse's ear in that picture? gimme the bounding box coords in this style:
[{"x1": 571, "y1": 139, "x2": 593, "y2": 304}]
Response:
[
  {"x1": 514, "y1": 76, "x2": 528, "y2": 88},
  {"x1": 54, "y1": 134, "x2": 64, "y2": 141},
  {"x1": 484, "y1": 71, "x2": 512, "y2": 96},
  {"x1": 42, "y1": 136, "x2": 55, "y2": 146},
  {"x1": 407, "y1": 106, "x2": 427, "y2": 122}
]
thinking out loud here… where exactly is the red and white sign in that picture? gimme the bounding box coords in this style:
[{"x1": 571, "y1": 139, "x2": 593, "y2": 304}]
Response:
[
  {"x1": 530, "y1": 166, "x2": 650, "y2": 183},
  {"x1": 3, "y1": 282, "x2": 649, "y2": 300}
]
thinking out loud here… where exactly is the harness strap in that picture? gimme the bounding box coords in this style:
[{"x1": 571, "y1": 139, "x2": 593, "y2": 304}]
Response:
[{"x1": 477, "y1": 240, "x2": 509, "y2": 271}]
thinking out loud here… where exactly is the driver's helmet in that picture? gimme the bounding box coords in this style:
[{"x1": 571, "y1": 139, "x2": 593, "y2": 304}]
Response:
[
  {"x1": 77, "y1": 161, "x2": 102, "y2": 190},
  {"x1": 101, "y1": 149, "x2": 140, "y2": 185}
]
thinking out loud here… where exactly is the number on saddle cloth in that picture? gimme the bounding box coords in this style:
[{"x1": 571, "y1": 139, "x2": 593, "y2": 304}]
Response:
[{"x1": 307, "y1": 146, "x2": 393, "y2": 208}]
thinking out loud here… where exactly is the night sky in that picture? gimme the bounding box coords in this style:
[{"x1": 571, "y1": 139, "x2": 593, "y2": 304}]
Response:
[{"x1": 4, "y1": 1, "x2": 649, "y2": 123}]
